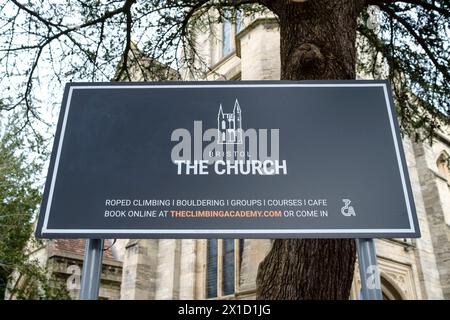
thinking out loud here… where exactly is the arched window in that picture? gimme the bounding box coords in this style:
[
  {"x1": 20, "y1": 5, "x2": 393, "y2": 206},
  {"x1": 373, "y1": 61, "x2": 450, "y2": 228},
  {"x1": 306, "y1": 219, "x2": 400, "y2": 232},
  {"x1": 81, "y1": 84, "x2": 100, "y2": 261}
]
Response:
[
  {"x1": 206, "y1": 239, "x2": 244, "y2": 299},
  {"x1": 436, "y1": 151, "x2": 450, "y2": 225},
  {"x1": 381, "y1": 275, "x2": 405, "y2": 300},
  {"x1": 222, "y1": 14, "x2": 232, "y2": 56},
  {"x1": 235, "y1": 10, "x2": 242, "y2": 34},
  {"x1": 221, "y1": 9, "x2": 240, "y2": 57},
  {"x1": 358, "y1": 274, "x2": 405, "y2": 300},
  {"x1": 222, "y1": 120, "x2": 226, "y2": 130},
  {"x1": 437, "y1": 151, "x2": 450, "y2": 181}
]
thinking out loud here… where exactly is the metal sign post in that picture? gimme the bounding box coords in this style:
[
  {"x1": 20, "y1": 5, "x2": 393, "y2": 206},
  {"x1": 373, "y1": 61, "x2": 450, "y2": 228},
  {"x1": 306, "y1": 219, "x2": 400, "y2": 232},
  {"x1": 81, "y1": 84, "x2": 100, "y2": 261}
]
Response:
[
  {"x1": 356, "y1": 238, "x2": 382, "y2": 300},
  {"x1": 79, "y1": 239, "x2": 104, "y2": 300}
]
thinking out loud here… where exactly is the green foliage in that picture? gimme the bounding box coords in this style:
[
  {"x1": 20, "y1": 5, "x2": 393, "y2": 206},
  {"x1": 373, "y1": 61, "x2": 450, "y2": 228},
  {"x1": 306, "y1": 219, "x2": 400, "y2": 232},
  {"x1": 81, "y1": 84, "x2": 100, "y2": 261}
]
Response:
[
  {"x1": 6, "y1": 259, "x2": 71, "y2": 300},
  {"x1": 0, "y1": 115, "x2": 70, "y2": 300},
  {"x1": 357, "y1": 3, "x2": 450, "y2": 141}
]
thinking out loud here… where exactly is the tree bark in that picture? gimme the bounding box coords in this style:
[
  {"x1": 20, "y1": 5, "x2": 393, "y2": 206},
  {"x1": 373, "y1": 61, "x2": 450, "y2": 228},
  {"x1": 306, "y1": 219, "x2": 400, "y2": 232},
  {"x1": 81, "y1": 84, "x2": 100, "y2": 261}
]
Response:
[{"x1": 256, "y1": 0, "x2": 365, "y2": 300}]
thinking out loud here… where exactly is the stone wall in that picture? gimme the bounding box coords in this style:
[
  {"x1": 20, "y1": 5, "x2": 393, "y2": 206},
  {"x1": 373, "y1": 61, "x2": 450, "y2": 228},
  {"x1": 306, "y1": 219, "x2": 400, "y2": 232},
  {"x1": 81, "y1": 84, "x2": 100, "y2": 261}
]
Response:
[{"x1": 413, "y1": 134, "x2": 450, "y2": 299}]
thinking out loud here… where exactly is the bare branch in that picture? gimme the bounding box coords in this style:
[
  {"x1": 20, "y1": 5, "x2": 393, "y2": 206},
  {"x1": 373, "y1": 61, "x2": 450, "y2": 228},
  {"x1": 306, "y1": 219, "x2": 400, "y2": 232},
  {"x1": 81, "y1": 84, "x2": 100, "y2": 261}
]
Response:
[
  {"x1": 367, "y1": 0, "x2": 450, "y2": 18},
  {"x1": 10, "y1": 0, "x2": 59, "y2": 28},
  {"x1": 381, "y1": 5, "x2": 450, "y2": 82}
]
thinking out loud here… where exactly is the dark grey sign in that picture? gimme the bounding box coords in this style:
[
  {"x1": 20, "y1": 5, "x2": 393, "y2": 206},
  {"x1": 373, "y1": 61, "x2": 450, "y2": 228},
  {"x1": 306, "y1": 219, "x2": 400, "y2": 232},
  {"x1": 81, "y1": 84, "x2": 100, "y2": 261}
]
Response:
[{"x1": 36, "y1": 81, "x2": 420, "y2": 239}]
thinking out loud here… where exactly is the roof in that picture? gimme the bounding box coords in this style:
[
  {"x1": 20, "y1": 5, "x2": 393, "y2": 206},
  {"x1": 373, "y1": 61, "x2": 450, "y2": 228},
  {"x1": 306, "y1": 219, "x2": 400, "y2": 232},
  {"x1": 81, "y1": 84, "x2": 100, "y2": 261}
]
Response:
[{"x1": 51, "y1": 239, "x2": 117, "y2": 260}]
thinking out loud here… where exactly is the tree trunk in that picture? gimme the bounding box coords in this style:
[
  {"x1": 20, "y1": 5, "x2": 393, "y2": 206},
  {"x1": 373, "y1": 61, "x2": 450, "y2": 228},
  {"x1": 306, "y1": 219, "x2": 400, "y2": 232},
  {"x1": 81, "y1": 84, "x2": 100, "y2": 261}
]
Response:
[{"x1": 256, "y1": 0, "x2": 365, "y2": 299}]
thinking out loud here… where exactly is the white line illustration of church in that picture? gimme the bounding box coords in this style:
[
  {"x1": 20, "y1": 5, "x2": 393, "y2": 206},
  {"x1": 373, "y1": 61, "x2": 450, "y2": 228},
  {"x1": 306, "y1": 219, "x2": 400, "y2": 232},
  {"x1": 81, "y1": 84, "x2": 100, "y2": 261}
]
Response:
[{"x1": 217, "y1": 99, "x2": 243, "y2": 144}]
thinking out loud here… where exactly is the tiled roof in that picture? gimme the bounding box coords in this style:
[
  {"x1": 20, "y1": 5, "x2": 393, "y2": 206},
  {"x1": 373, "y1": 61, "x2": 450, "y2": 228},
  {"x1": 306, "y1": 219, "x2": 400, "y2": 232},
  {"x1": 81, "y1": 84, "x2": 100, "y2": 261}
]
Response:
[{"x1": 52, "y1": 239, "x2": 117, "y2": 260}]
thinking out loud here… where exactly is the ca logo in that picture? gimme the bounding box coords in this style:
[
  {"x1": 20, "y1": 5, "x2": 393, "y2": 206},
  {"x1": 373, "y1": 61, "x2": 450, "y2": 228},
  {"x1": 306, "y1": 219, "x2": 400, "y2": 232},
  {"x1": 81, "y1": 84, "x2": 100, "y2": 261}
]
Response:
[{"x1": 341, "y1": 199, "x2": 356, "y2": 217}]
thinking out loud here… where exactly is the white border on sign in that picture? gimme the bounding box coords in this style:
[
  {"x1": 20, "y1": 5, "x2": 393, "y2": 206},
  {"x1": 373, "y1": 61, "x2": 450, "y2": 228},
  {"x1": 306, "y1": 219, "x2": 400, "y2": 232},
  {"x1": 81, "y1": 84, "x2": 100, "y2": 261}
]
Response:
[{"x1": 41, "y1": 83, "x2": 416, "y2": 235}]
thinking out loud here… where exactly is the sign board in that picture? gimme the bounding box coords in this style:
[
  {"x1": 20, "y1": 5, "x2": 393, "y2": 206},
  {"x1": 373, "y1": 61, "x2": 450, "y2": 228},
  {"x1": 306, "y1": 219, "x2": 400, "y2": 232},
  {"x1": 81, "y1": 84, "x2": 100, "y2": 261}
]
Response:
[{"x1": 36, "y1": 81, "x2": 420, "y2": 238}]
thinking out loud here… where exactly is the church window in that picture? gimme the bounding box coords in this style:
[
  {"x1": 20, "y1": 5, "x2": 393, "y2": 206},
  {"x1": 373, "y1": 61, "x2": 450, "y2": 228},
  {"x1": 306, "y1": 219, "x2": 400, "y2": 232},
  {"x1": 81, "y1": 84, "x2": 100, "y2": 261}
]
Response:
[
  {"x1": 206, "y1": 239, "x2": 244, "y2": 298},
  {"x1": 206, "y1": 239, "x2": 218, "y2": 298},
  {"x1": 437, "y1": 151, "x2": 450, "y2": 181},
  {"x1": 222, "y1": 239, "x2": 235, "y2": 295},
  {"x1": 235, "y1": 10, "x2": 242, "y2": 34},
  {"x1": 222, "y1": 12, "x2": 232, "y2": 56},
  {"x1": 436, "y1": 151, "x2": 450, "y2": 225}
]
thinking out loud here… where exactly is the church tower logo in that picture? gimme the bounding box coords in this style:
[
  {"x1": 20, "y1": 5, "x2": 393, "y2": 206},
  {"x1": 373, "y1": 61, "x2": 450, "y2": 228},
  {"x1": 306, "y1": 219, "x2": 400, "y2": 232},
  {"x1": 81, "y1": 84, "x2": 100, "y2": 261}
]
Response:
[{"x1": 217, "y1": 99, "x2": 243, "y2": 144}]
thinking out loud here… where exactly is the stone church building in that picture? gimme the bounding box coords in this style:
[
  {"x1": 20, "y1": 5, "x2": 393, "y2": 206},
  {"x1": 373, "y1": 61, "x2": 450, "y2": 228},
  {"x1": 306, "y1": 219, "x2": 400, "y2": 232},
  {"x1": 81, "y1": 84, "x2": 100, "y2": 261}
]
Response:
[{"x1": 32, "y1": 13, "x2": 450, "y2": 300}]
